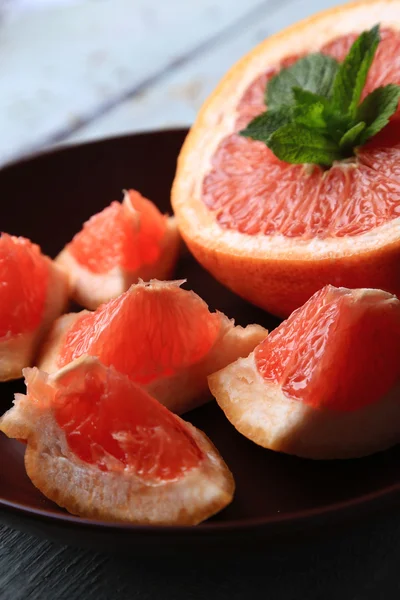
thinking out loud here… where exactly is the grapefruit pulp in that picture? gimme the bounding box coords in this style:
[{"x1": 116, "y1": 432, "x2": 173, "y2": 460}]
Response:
[
  {"x1": 57, "y1": 189, "x2": 180, "y2": 310},
  {"x1": 172, "y1": 1, "x2": 400, "y2": 318},
  {"x1": 0, "y1": 357, "x2": 234, "y2": 525},
  {"x1": 209, "y1": 285, "x2": 400, "y2": 459},
  {"x1": 38, "y1": 279, "x2": 267, "y2": 414},
  {"x1": 0, "y1": 234, "x2": 69, "y2": 381}
]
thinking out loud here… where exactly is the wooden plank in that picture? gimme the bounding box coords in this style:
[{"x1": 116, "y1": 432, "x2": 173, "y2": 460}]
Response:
[
  {"x1": 62, "y1": 0, "x2": 343, "y2": 146},
  {"x1": 0, "y1": 525, "x2": 108, "y2": 600},
  {"x1": 2, "y1": 515, "x2": 400, "y2": 600},
  {"x1": 0, "y1": 0, "x2": 267, "y2": 165}
]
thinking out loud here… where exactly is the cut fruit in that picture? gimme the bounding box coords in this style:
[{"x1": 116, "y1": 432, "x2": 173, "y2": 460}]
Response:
[
  {"x1": 38, "y1": 279, "x2": 267, "y2": 414},
  {"x1": 172, "y1": 1, "x2": 400, "y2": 318},
  {"x1": 0, "y1": 234, "x2": 69, "y2": 381},
  {"x1": 209, "y1": 285, "x2": 400, "y2": 459},
  {"x1": 0, "y1": 357, "x2": 234, "y2": 525},
  {"x1": 56, "y1": 189, "x2": 180, "y2": 310}
]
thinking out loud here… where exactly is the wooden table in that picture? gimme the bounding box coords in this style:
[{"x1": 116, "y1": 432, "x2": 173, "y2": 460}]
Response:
[
  {"x1": 2, "y1": 514, "x2": 400, "y2": 599},
  {"x1": 2, "y1": 1, "x2": 400, "y2": 597},
  {"x1": 0, "y1": 0, "x2": 341, "y2": 166}
]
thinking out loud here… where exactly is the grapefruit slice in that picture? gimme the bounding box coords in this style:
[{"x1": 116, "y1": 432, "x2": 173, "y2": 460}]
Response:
[
  {"x1": 209, "y1": 285, "x2": 400, "y2": 459},
  {"x1": 0, "y1": 357, "x2": 234, "y2": 524},
  {"x1": 56, "y1": 189, "x2": 180, "y2": 310},
  {"x1": 37, "y1": 279, "x2": 267, "y2": 414},
  {"x1": 0, "y1": 234, "x2": 69, "y2": 381},
  {"x1": 172, "y1": 1, "x2": 400, "y2": 318}
]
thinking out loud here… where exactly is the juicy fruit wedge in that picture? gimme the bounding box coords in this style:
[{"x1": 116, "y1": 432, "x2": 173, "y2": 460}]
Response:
[
  {"x1": 0, "y1": 234, "x2": 69, "y2": 381},
  {"x1": 56, "y1": 190, "x2": 180, "y2": 310},
  {"x1": 209, "y1": 286, "x2": 400, "y2": 459},
  {"x1": 0, "y1": 357, "x2": 234, "y2": 525},
  {"x1": 38, "y1": 279, "x2": 267, "y2": 414},
  {"x1": 172, "y1": 2, "x2": 400, "y2": 318}
]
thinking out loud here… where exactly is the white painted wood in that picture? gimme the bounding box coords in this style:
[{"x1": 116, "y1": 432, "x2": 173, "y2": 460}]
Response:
[
  {"x1": 0, "y1": 0, "x2": 266, "y2": 165},
  {"x1": 62, "y1": 0, "x2": 344, "y2": 146},
  {"x1": 1, "y1": 0, "x2": 83, "y2": 22}
]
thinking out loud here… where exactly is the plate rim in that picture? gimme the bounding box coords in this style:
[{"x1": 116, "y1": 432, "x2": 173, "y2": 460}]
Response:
[
  {"x1": 0, "y1": 127, "x2": 189, "y2": 174},
  {"x1": 1, "y1": 476, "x2": 400, "y2": 536}
]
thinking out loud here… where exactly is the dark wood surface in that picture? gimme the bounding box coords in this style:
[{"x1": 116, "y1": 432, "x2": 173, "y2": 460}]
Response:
[{"x1": 2, "y1": 514, "x2": 400, "y2": 599}]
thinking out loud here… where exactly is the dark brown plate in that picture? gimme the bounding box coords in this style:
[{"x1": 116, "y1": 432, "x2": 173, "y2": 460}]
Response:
[{"x1": 1, "y1": 129, "x2": 400, "y2": 554}]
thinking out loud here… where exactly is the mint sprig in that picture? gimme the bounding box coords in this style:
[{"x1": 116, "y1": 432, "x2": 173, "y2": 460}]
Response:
[{"x1": 240, "y1": 25, "x2": 400, "y2": 166}]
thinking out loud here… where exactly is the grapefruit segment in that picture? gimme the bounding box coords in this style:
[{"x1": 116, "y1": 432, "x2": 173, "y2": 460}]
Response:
[
  {"x1": 0, "y1": 234, "x2": 49, "y2": 337},
  {"x1": 0, "y1": 357, "x2": 234, "y2": 525},
  {"x1": 56, "y1": 190, "x2": 180, "y2": 310},
  {"x1": 172, "y1": 2, "x2": 400, "y2": 317},
  {"x1": 38, "y1": 280, "x2": 267, "y2": 414},
  {"x1": 209, "y1": 285, "x2": 400, "y2": 459},
  {"x1": 0, "y1": 234, "x2": 70, "y2": 381}
]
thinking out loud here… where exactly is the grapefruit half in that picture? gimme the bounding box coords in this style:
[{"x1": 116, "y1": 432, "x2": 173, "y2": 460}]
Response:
[
  {"x1": 172, "y1": 0, "x2": 400, "y2": 317},
  {"x1": 0, "y1": 357, "x2": 234, "y2": 525},
  {"x1": 57, "y1": 190, "x2": 180, "y2": 310},
  {"x1": 209, "y1": 285, "x2": 400, "y2": 459},
  {"x1": 37, "y1": 279, "x2": 267, "y2": 414}
]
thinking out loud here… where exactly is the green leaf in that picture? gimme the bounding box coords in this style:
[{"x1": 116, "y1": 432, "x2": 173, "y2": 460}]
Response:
[
  {"x1": 292, "y1": 87, "x2": 335, "y2": 131},
  {"x1": 266, "y1": 53, "x2": 339, "y2": 108},
  {"x1": 267, "y1": 123, "x2": 341, "y2": 166},
  {"x1": 292, "y1": 98, "x2": 327, "y2": 130},
  {"x1": 356, "y1": 84, "x2": 400, "y2": 143},
  {"x1": 240, "y1": 98, "x2": 329, "y2": 146},
  {"x1": 292, "y1": 87, "x2": 329, "y2": 107},
  {"x1": 324, "y1": 109, "x2": 354, "y2": 144},
  {"x1": 332, "y1": 24, "x2": 380, "y2": 116},
  {"x1": 339, "y1": 121, "x2": 366, "y2": 150},
  {"x1": 239, "y1": 108, "x2": 291, "y2": 142}
]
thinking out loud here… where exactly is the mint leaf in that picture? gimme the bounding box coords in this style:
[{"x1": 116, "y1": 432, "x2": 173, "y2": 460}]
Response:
[
  {"x1": 240, "y1": 95, "x2": 328, "y2": 145},
  {"x1": 332, "y1": 24, "x2": 380, "y2": 116},
  {"x1": 292, "y1": 100, "x2": 327, "y2": 130},
  {"x1": 292, "y1": 87, "x2": 328, "y2": 107},
  {"x1": 267, "y1": 124, "x2": 341, "y2": 166},
  {"x1": 239, "y1": 108, "x2": 291, "y2": 143},
  {"x1": 339, "y1": 122, "x2": 366, "y2": 151},
  {"x1": 324, "y1": 109, "x2": 353, "y2": 143},
  {"x1": 292, "y1": 86, "x2": 353, "y2": 141},
  {"x1": 356, "y1": 84, "x2": 400, "y2": 143},
  {"x1": 266, "y1": 54, "x2": 339, "y2": 108}
]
